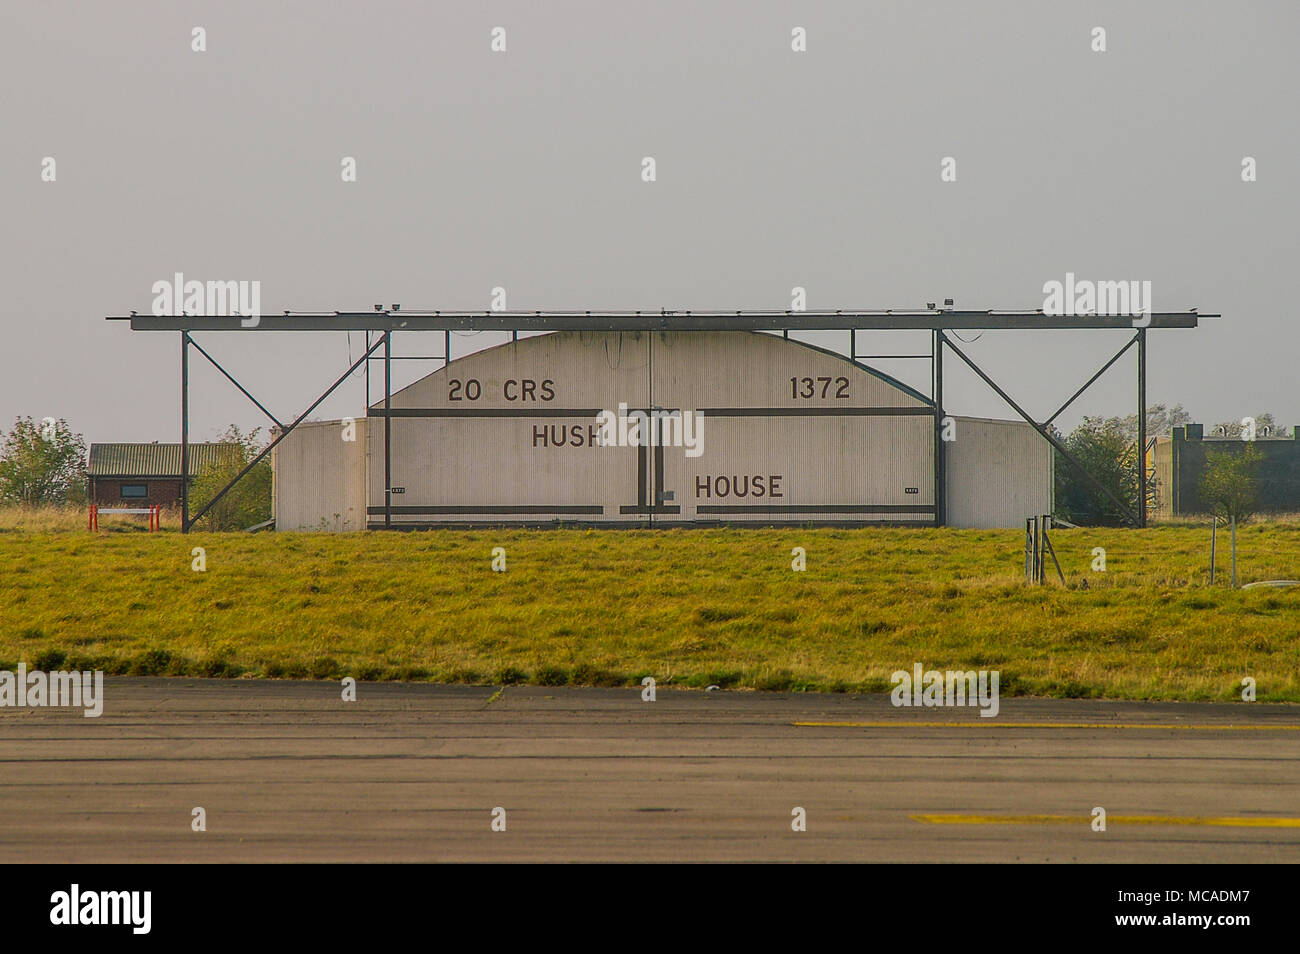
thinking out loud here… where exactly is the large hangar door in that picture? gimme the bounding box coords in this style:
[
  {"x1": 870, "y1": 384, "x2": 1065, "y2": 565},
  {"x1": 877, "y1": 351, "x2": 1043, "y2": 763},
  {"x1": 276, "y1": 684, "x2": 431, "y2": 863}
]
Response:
[
  {"x1": 368, "y1": 330, "x2": 936, "y2": 526},
  {"x1": 652, "y1": 332, "x2": 936, "y2": 523},
  {"x1": 369, "y1": 331, "x2": 651, "y2": 525}
]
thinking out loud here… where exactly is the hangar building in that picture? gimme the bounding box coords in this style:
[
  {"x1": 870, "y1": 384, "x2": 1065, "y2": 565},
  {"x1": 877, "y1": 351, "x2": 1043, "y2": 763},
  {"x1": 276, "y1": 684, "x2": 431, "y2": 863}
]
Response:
[{"x1": 272, "y1": 330, "x2": 1052, "y2": 530}]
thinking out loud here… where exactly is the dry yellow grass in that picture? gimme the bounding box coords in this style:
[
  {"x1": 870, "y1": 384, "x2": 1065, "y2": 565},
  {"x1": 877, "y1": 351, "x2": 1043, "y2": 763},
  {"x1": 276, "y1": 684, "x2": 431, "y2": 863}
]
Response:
[
  {"x1": 0, "y1": 504, "x2": 182, "y2": 533},
  {"x1": 0, "y1": 513, "x2": 1298, "y2": 699}
]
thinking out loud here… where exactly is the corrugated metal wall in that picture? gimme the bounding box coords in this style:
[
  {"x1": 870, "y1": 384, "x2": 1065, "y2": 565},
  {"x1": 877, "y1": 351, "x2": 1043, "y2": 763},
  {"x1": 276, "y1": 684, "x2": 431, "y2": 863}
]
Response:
[
  {"x1": 363, "y1": 330, "x2": 935, "y2": 526},
  {"x1": 944, "y1": 416, "x2": 1053, "y2": 528},
  {"x1": 273, "y1": 331, "x2": 1054, "y2": 530},
  {"x1": 273, "y1": 419, "x2": 368, "y2": 531}
]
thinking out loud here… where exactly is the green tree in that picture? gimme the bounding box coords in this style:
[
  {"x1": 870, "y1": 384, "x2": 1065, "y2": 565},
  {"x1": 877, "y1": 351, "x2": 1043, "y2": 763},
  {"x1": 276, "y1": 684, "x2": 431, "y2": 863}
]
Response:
[
  {"x1": 1053, "y1": 416, "x2": 1139, "y2": 525},
  {"x1": 188, "y1": 425, "x2": 272, "y2": 531},
  {"x1": 1053, "y1": 404, "x2": 1192, "y2": 525},
  {"x1": 0, "y1": 416, "x2": 88, "y2": 505},
  {"x1": 1201, "y1": 444, "x2": 1262, "y2": 587},
  {"x1": 1199, "y1": 444, "x2": 1262, "y2": 523}
]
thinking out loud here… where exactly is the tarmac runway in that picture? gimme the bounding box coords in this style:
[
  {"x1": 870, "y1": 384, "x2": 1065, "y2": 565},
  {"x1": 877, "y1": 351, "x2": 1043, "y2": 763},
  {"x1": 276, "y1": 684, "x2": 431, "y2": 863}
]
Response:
[{"x1": 1, "y1": 678, "x2": 1297, "y2": 862}]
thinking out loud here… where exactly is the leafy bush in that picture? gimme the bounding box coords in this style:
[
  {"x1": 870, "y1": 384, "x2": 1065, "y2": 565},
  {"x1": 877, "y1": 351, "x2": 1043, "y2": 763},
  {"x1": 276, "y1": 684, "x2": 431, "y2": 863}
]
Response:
[{"x1": 188, "y1": 425, "x2": 272, "y2": 531}]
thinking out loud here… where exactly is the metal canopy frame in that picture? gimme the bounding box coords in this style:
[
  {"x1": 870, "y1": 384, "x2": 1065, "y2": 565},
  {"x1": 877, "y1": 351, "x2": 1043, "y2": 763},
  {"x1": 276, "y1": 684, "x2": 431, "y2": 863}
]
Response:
[
  {"x1": 107, "y1": 308, "x2": 1212, "y2": 532},
  {"x1": 118, "y1": 309, "x2": 1201, "y2": 332}
]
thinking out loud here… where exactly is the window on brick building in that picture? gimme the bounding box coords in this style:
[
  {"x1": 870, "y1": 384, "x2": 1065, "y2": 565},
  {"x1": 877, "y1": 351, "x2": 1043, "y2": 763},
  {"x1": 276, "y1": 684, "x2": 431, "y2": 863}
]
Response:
[{"x1": 121, "y1": 484, "x2": 148, "y2": 499}]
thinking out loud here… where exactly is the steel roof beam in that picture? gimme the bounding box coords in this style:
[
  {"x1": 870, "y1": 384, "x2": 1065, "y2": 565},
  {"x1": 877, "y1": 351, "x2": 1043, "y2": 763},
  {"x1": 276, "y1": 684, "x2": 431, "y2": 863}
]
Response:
[{"x1": 109, "y1": 310, "x2": 1208, "y2": 332}]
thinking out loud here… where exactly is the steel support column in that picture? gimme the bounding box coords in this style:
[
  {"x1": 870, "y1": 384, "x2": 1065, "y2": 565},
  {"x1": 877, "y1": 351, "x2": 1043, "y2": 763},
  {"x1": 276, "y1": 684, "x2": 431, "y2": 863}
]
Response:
[
  {"x1": 933, "y1": 330, "x2": 945, "y2": 527},
  {"x1": 384, "y1": 329, "x2": 392, "y2": 529},
  {"x1": 180, "y1": 331, "x2": 190, "y2": 533},
  {"x1": 1137, "y1": 327, "x2": 1147, "y2": 528}
]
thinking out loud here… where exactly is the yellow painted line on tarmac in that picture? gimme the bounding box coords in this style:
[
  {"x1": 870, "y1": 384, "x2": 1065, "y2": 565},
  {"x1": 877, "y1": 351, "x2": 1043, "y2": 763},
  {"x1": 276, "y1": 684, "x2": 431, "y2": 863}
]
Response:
[
  {"x1": 794, "y1": 721, "x2": 1300, "y2": 731},
  {"x1": 912, "y1": 813, "x2": 1300, "y2": 828}
]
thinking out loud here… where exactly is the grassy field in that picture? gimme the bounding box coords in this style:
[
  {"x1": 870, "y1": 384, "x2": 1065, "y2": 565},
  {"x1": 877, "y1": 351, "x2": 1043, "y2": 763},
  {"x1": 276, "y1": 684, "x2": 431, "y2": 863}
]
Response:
[{"x1": 1, "y1": 515, "x2": 1299, "y2": 700}]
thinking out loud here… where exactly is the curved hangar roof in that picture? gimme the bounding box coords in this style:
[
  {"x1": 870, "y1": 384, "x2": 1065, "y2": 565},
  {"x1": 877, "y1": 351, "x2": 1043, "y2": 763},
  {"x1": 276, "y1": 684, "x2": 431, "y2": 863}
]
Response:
[{"x1": 373, "y1": 329, "x2": 931, "y2": 412}]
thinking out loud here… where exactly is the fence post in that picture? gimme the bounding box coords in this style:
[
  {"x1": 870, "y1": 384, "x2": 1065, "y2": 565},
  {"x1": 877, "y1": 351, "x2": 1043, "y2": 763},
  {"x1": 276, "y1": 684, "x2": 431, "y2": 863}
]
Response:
[
  {"x1": 1032, "y1": 516, "x2": 1041, "y2": 584},
  {"x1": 1031, "y1": 516, "x2": 1039, "y2": 584},
  {"x1": 1231, "y1": 515, "x2": 1237, "y2": 588},
  {"x1": 1042, "y1": 515, "x2": 1066, "y2": 585},
  {"x1": 1025, "y1": 518, "x2": 1032, "y2": 583},
  {"x1": 1034, "y1": 519, "x2": 1045, "y2": 587},
  {"x1": 1038, "y1": 515, "x2": 1045, "y2": 584},
  {"x1": 1210, "y1": 518, "x2": 1217, "y2": 585},
  {"x1": 1039, "y1": 516, "x2": 1046, "y2": 584}
]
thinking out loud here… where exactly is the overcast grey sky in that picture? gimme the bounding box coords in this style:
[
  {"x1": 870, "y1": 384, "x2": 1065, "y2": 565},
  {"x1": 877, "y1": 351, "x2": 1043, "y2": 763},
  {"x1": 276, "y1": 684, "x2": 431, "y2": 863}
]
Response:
[{"x1": 5, "y1": 1, "x2": 1297, "y2": 444}]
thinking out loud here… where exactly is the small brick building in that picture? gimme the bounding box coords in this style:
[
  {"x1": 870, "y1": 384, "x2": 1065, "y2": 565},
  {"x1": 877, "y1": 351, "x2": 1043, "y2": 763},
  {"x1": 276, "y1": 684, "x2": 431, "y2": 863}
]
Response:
[{"x1": 86, "y1": 443, "x2": 235, "y2": 507}]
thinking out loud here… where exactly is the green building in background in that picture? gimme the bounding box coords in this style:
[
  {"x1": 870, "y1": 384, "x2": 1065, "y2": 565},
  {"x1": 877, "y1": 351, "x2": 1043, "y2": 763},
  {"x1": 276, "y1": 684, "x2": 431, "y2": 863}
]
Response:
[{"x1": 1152, "y1": 424, "x2": 1300, "y2": 517}]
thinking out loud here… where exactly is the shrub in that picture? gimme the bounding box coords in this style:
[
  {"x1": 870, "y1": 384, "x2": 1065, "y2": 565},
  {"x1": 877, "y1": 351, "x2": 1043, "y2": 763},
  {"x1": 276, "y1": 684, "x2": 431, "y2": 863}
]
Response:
[{"x1": 535, "y1": 665, "x2": 569, "y2": 686}]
